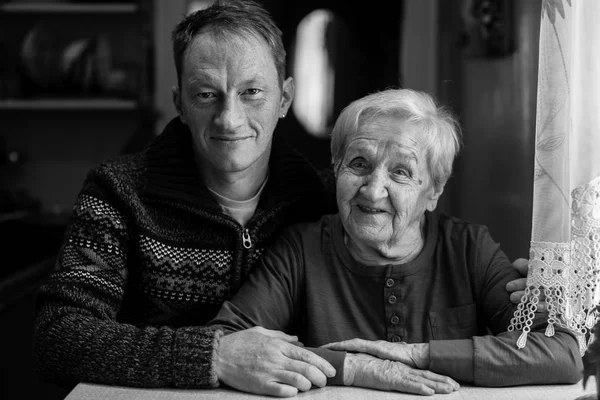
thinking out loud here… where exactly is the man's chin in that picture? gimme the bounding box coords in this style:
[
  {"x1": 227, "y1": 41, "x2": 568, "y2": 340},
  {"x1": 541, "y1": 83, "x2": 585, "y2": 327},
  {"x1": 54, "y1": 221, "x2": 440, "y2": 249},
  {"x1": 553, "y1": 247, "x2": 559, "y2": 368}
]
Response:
[{"x1": 209, "y1": 157, "x2": 261, "y2": 174}]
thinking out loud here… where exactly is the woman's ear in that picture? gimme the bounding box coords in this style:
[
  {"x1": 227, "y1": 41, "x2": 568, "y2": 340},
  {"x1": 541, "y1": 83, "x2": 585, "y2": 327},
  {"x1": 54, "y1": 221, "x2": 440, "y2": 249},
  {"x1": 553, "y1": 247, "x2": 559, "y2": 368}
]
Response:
[
  {"x1": 172, "y1": 85, "x2": 187, "y2": 124},
  {"x1": 426, "y1": 183, "x2": 445, "y2": 212},
  {"x1": 280, "y1": 77, "x2": 295, "y2": 117}
]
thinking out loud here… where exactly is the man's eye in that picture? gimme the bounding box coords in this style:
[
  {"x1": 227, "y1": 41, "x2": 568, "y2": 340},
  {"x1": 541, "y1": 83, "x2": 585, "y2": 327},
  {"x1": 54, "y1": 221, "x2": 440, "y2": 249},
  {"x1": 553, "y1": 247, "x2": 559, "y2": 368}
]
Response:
[
  {"x1": 243, "y1": 88, "x2": 262, "y2": 95},
  {"x1": 196, "y1": 92, "x2": 216, "y2": 99}
]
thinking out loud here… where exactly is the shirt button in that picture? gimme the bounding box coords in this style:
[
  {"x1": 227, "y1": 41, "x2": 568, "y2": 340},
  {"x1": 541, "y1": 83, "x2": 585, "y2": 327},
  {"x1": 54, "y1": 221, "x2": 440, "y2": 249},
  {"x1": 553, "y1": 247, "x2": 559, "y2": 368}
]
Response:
[
  {"x1": 385, "y1": 278, "x2": 395, "y2": 287},
  {"x1": 388, "y1": 295, "x2": 397, "y2": 304},
  {"x1": 390, "y1": 315, "x2": 400, "y2": 325},
  {"x1": 391, "y1": 335, "x2": 402, "y2": 343}
]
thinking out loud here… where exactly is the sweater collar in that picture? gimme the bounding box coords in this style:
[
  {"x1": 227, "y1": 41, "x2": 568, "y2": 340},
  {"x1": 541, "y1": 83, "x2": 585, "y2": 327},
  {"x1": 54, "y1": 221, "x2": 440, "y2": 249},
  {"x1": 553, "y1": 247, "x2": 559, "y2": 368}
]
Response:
[{"x1": 142, "y1": 117, "x2": 324, "y2": 214}]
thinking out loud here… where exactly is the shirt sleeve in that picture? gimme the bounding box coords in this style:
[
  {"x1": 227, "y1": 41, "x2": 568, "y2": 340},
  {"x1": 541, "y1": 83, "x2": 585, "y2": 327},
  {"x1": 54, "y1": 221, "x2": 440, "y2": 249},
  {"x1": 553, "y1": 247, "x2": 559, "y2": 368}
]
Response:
[
  {"x1": 208, "y1": 227, "x2": 305, "y2": 334},
  {"x1": 33, "y1": 173, "x2": 220, "y2": 389},
  {"x1": 208, "y1": 226, "x2": 348, "y2": 386},
  {"x1": 428, "y1": 226, "x2": 583, "y2": 386}
]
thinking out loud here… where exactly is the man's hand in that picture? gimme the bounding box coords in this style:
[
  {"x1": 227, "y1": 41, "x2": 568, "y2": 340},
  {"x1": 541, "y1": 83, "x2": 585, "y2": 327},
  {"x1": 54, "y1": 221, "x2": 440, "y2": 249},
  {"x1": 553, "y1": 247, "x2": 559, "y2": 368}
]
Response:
[
  {"x1": 214, "y1": 327, "x2": 336, "y2": 397},
  {"x1": 322, "y1": 339, "x2": 429, "y2": 369},
  {"x1": 506, "y1": 258, "x2": 547, "y2": 312},
  {"x1": 343, "y1": 353, "x2": 459, "y2": 395}
]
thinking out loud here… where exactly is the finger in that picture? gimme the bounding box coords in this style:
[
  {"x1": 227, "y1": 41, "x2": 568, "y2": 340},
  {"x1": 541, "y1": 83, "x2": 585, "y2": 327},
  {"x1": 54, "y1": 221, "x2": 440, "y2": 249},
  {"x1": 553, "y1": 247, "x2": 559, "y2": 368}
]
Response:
[
  {"x1": 414, "y1": 369, "x2": 460, "y2": 389},
  {"x1": 286, "y1": 346, "x2": 336, "y2": 379},
  {"x1": 403, "y1": 374, "x2": 457, "y2": 394},
  {"x1": 536, "y1": 301, "x2": 548, "y2": 313},
  {"x1": 285, "y1": 359, "x2": 329, "y2": 388},
  {"x1": 390, "y1": 379, "x2": 435, "y2": 396},
  {"x1": 262, "y1": 380, "x2": 300, "y2": 398},
  {"x1": 272, "y1": 370, "x2": 313, "y2": 392},
  {"x1": 322, "y1": 338, "x2": 368, "y2": 352},
  {"x1": 509, "y1": 291, "x2": 525, "y2": 304},
  {"x1": 512, "y1": 258, "x2": 529, "y2": 274},
  {"x1": 324, "y1": 340, "x2": 402, "y2": 361},
  {"x1": 506, "y1": 278, "x2": 527, "y2": 292}
]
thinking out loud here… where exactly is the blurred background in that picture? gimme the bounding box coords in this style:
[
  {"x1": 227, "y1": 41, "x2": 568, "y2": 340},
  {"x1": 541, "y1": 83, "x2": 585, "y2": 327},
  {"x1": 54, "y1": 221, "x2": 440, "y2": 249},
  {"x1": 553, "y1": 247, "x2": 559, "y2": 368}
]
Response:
[{"x1": 0, "y1": 0, "x2": 539, "y2": 398}]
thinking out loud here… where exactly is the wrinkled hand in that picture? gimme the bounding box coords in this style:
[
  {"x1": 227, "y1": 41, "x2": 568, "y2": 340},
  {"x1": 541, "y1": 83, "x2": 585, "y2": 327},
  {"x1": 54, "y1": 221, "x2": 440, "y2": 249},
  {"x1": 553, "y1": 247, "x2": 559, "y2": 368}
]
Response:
[
  {"x1": 214, "y1": 326, "x2": 336, "y2": 397},
  {"x1": 322, "y1": 338, "x2": 429, "y2": 369},
  {"x1": 343, "y1": 353, "x2": 459, "y2": 395},
  {"x1": 505, "y1": 258, "x2": 547, "y2": 312}
]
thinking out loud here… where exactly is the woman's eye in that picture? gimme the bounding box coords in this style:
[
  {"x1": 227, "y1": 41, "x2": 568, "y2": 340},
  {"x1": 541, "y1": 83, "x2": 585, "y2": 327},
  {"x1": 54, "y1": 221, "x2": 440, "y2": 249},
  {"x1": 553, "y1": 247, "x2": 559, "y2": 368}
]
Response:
[
  {"x1": 348, "y1": 158, "x2": 368, "y2": 171},
  {"x1": 392, "y1": 168, "x2": 410, "y2": 179}
]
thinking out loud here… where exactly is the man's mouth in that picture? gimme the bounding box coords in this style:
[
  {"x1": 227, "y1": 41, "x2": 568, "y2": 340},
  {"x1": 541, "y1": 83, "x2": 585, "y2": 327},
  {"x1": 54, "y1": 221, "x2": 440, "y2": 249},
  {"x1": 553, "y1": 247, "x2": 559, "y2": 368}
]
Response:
[{"x1": 211, "y1": 136, "x2": 249, "y2": 142}]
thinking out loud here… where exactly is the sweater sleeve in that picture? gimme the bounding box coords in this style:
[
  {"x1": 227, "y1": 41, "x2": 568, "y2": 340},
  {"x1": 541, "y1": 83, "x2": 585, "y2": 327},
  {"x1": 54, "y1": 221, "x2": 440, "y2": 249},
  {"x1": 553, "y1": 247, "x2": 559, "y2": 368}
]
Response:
[
  {"x1": 33, "y1": 174, "x2": 219, "y2": 389},
  {"x1": 428, "y1": 227, "x2": 583, "y2": 386}
]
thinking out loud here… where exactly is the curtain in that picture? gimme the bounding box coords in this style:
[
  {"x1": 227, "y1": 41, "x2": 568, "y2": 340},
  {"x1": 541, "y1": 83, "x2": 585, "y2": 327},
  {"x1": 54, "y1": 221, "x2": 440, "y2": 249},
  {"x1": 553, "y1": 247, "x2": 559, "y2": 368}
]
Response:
[{"x1": 507, "y1": 0, "x2": 600, "y2": 355}]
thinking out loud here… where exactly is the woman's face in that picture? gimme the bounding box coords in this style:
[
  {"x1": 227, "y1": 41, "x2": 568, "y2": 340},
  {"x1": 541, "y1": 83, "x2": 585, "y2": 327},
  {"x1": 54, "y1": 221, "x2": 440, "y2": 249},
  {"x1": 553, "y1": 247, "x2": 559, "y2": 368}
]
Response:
[{"x1": 336, "y1": 115, "x2": 443, "y2": 260}]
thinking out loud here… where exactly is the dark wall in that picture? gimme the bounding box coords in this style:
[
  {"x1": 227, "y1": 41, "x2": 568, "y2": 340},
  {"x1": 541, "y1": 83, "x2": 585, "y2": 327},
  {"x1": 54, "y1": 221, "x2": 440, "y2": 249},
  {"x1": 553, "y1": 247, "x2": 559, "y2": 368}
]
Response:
[
  {"x1": 262, "y1": 1, "x2": 404, "y2": 170},
  {"x1": 439, "y1": 0, "x2": 542, "y2": 261}
]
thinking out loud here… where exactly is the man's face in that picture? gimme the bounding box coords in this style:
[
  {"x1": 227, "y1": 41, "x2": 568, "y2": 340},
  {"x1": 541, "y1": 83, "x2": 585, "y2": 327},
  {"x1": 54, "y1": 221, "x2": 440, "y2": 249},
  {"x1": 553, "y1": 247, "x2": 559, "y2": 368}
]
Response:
[{"x1": 174, "y1": 31, "x2": 293, "y2": 176}]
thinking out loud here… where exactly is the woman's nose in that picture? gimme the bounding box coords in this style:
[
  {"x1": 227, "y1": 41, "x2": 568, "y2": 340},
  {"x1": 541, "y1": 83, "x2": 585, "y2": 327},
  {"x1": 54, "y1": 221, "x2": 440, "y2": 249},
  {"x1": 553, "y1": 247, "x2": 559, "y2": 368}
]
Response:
[
  {"x1": 359, "y1": 171, "x2": 388, "y2": 200},
  {"x1": 214, "y1": 96, "x2": 244, "y2": 131}
]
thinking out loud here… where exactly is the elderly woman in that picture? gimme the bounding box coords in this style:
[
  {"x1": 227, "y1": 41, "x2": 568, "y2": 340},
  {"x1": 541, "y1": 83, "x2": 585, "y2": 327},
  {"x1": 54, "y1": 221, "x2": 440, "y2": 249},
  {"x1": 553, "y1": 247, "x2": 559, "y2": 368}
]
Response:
[{"x1": 208, "y1": 88, "x2": 582, "y2": 395}]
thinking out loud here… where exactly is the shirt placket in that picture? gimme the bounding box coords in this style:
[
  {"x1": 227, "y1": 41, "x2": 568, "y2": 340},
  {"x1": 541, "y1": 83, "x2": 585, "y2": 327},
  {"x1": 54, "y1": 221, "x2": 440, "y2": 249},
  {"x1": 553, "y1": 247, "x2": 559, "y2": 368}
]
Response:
[{"x1": 384, "y1": 265, "x2": 404, "y2": 342}]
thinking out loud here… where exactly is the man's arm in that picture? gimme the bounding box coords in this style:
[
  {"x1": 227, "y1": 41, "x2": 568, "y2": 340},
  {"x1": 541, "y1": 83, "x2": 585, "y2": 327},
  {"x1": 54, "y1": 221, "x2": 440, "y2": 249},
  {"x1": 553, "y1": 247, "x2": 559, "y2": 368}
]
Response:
[
  {"x1": 214, "y1": 327, "x2": 337, "y2": 397},
  {"x1": 208, "y1": 228, "x2": 339, "y2": 396},
  {"x1": 506, "y1": 258, "x2": 548, "y2": 312},
  {"x1": 34, "y1": 176, "x2": 219, "y2": 388}
]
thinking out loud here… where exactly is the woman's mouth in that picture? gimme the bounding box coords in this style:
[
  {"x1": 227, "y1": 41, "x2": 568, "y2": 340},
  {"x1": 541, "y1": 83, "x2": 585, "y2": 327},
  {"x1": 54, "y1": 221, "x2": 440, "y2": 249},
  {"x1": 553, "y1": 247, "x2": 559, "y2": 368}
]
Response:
[{"x1": 357, "y1": 205, "x2": 386, "y2": 214}]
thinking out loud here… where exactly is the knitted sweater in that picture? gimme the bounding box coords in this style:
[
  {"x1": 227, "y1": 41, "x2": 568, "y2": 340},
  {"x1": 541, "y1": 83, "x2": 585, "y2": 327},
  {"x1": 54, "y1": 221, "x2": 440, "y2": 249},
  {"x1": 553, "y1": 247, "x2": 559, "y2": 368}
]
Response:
[{"x1": 33, "y1": 117, "x2": 333, "y2": 389}]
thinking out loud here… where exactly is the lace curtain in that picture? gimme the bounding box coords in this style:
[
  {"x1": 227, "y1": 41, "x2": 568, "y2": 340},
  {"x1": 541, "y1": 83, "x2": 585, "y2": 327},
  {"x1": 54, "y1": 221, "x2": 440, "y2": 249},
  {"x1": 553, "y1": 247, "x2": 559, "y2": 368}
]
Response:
[{"x1": 508, "y1": 0, "x2": 600, "y2": 354}]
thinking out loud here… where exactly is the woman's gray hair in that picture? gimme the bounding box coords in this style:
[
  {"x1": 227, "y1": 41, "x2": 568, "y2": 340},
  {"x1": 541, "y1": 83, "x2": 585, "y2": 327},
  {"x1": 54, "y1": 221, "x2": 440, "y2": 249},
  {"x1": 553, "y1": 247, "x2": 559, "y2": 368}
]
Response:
[{"x1": 330, "y1": 88, "x2": 462, "y2": 189}]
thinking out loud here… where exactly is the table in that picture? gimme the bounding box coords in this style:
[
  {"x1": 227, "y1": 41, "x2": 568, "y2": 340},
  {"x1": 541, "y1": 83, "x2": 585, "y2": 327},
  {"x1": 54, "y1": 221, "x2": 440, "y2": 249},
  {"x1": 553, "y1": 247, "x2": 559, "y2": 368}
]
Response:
[{"x1": 65, "y1": 379, "x2": 598, "y2": 400}]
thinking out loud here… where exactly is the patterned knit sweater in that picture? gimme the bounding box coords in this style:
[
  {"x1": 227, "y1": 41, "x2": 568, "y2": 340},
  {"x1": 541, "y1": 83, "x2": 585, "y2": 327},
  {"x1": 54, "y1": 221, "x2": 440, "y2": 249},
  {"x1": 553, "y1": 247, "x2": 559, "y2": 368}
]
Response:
[{"x1": 33, "y1": 117, "x2": 334, "y2": 389}]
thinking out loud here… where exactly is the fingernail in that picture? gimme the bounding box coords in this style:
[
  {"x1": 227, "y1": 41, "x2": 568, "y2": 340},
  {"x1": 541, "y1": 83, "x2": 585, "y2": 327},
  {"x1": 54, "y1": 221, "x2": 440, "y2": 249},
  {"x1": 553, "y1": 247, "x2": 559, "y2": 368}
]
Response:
[{"x1": 328, "y1": 368, "x2": 336, "y2": 377}]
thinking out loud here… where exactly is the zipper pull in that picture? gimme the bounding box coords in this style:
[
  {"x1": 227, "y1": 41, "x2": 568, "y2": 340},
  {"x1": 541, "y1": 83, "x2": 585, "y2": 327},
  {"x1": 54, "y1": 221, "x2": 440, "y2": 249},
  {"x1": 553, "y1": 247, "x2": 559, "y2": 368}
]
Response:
[{"x1": 242, "y1": 228, "x2": 252, "y2": 249}]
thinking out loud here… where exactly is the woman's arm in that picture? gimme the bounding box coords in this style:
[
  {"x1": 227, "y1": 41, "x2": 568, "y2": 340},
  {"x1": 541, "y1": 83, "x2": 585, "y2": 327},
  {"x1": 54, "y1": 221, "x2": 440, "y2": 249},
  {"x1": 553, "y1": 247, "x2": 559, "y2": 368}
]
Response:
[
  {"x1": 33, "y1": 174, "x2": 219, "y2": 389},
  {"x1": 459, "y1": 228, "x2": 583, "y2": 386},
  {"x1": 323, "y1": 227, "x2": 583, "y2": 387}
]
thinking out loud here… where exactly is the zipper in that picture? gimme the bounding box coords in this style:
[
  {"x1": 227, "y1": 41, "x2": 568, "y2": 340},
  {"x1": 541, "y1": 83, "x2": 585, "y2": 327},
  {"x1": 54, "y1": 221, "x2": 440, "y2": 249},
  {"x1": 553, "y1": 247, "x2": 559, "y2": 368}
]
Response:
[{"x1": 242, "y1": 228, "x2": 252, "y2": 249}]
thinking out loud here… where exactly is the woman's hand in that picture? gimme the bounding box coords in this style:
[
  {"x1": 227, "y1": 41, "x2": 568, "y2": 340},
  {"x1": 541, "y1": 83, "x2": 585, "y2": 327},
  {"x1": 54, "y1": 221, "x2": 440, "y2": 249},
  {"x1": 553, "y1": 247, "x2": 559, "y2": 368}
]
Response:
[
  {"x1": 506, "y1": 258, "x2": 547, "y2": 312},
  {"x1": 343, "y1": 353, "x2": 459, "y2": 395},
  {"x1": 322, "y1": 338, "x2": 429, "y2": 369}
]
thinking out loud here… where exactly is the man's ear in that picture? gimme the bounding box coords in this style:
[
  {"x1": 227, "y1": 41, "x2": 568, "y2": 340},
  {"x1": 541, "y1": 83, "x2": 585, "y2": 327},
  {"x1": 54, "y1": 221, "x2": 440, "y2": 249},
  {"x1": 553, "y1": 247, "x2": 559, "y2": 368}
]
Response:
[
  {"x1": 172, "y1": 85, "x2": 187, "y2": 124},
  {"x1": 426, "y1": 183, "x2": 445, "y2": 212},
  {"x1": 280, "y1": 77, "x2": 295, "y2": 117}
]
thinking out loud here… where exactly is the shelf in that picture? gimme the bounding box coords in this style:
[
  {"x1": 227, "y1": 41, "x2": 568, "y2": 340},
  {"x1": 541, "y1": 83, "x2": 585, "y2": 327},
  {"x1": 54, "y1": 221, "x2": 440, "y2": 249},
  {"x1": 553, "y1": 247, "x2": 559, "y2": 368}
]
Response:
[
  {"x1": 0, "y1": 2, "x2": 139, "y2": 14},
  {"x1": 0, "y1": 98, "x2": 138, "y2": 110}
]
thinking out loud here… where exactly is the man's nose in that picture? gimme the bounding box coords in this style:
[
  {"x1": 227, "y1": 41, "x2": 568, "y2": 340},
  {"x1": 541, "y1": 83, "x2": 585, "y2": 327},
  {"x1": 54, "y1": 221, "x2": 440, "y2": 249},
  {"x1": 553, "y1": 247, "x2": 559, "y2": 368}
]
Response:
[
  {"x1": 214, "y1": 96, "x2": 244, "y2": 131},
  {"x1": 359, "y1": 169, "x2": 388, "y2": 200}
]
